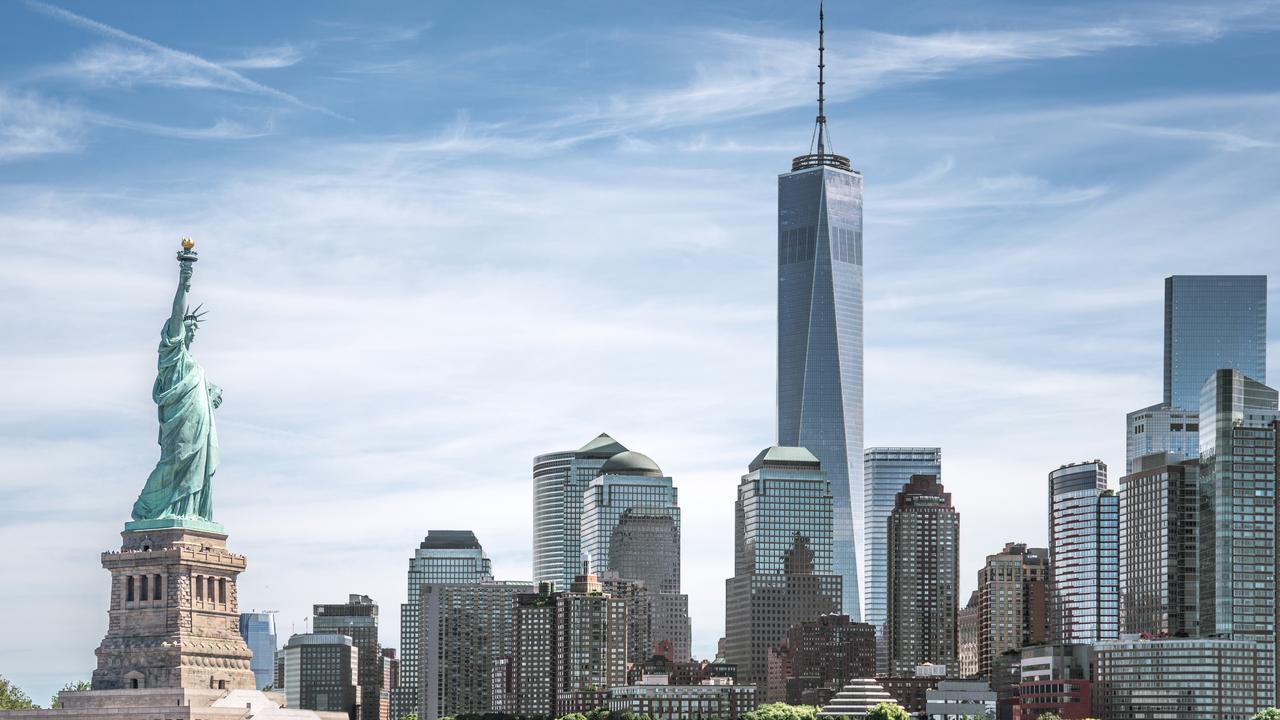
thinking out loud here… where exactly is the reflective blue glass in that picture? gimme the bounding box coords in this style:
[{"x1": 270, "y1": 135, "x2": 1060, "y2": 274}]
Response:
[
  {"x1": 863, "y1": 448, "x2": 941, "y2": 635},
  {"x1": 1164, "y1": 275, "x2": 1267, "y2": 409},
  {"x1": 239, "y1": 612, "x2": 277, "y2": 690},
  {"x1": 778, "y1": 165, "x2": 864, "y2": 619}
]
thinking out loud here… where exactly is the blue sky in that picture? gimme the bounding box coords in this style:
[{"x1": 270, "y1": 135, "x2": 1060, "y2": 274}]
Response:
[{"x1": 2, "y1": 0, "x2": 1280, "y2": 703}]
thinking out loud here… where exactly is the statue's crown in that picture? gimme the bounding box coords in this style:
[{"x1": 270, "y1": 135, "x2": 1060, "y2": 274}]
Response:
[{"x1": 184, "y1": 303, "x2": 208, "y2": 324}]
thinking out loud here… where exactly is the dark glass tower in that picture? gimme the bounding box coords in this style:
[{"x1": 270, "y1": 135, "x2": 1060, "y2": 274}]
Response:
[
  {"x1": 1164, "y1": 275, "x2": 1267, "y2": 409},
  {"x1": 777, "y1": 1, "x2": 863, "y2": 620}
]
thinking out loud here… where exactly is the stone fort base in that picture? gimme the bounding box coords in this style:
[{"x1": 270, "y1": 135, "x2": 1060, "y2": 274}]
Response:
[{"x1": 0, "y1": 689, "x2": 346, "y2": 720}]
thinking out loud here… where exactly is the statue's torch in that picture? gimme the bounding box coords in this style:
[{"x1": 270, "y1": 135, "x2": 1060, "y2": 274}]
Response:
[{"x1": 177, "y1": 237, "x2": 198, "y2": 263}]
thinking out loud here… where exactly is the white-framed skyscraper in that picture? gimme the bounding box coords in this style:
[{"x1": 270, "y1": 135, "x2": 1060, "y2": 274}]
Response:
[
  {"x1": 777, "y1": 2, "x2": 863, "y2": 620},
  {"x1": 1047, "y1": 461, "x2": 1119, "y2": 643}
]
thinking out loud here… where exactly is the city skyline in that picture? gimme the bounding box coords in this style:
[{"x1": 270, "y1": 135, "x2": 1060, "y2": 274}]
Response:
[{"x1": 3, "y1": 0, "x2": 1280, "y2": 708}]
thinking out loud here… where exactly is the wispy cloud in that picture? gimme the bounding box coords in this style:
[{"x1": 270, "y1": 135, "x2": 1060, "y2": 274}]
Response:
[
  {"x1": 0, "y1": 88, "x2": 82, "y2": 161},
  {"x1": 1095, "y1": 121, "x2": 1279, "y2": 152},
  {"x1": 220, "y1": 43, "x2": 305, "y2": 70},
  {"x1": 88, "y1": 114, "x2": 275, "y2": 141},
  {"x1": 25, "y1": 1, "x2": 340, "y2": 118}
]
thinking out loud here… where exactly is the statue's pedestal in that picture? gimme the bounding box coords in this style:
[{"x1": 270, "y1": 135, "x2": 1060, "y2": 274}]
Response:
[{"x1": 91, "y1": 525, "x2": 257, "y2": 692}]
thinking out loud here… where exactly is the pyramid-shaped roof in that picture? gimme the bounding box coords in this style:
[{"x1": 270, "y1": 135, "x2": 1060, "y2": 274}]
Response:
[{"x1": 577, "y1": 432, "x2": 628, "y2": 458}]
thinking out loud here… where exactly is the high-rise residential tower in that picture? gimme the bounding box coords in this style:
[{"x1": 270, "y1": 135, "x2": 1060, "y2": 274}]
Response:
[
  {"x1": 239, "y1": 611, "x2": 278, "y2": 690},
  {"x1": 977, "y1": 543, "x2": 1048, "y2": 680},
  {"x1": 776, "y1": 3, "x2": 864, "y2": 619},
  {"x1": 1047, "y1": 462, "x2": 1119, "y2": 643},
  {"x1": 1198, "y1": 369, "x2": 1279, "y2": 703},
  {"x1": 393, "y1": 531, "x2": 493, "y2": 720},
  {"x1": 1125, "y1": 275, "x2": 1267, "y2": 472},
  {"x1": 533, "y1": 433, "x2": 628, "y2": 591},
  {"x1": 314, "y1": 595, "x2": 384, "y2": 720},
  {"x1": 1119, "y1": 452, "x2": 1199, "y2": 637},
  {"x1": 725, "y1": 447, "x2": 842, "y2": 686},
  {"x1": 863, "y1": 447, "x2": 941, "y2": 670},
  {"x1": 419, "y1": 580, "x2": 534, "y2": 720},
  {"x1": 581, "y1": 450, "x2": 690, "y2": 662},
  {"x1": 885, "y1": 475, "x2": 959, "y2": 676}
]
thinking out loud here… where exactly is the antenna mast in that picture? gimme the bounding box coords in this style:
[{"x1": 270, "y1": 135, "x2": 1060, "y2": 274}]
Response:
[{"x1": 817, "y1": 0, "x2": 827, "y2": 157}]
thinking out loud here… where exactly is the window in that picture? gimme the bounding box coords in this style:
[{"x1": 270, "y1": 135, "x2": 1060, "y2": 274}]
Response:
[
  {"x1": 196, "y1": 576, "x2": 204, "y2": 601},
  {"x1": 153, "y1": 574, "x2": 163, "y2": 601},
  {"x1": 140, "y1": 575, "x2": 148, "y2": 601},
  {"x1": 126, "y1": 576, "x2": 135, "y2": 602},
  {"x1": 218, "y1": 579, "x2": 227, "y2": 604},
  {"x1": 208, "y1": 577, "x2": 216, "y2": 601},
  {"x1": 131, "y1": 679, "x2": 139, "y2": 689}
]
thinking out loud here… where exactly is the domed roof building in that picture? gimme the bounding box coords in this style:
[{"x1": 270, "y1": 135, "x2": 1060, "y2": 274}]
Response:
[{"x1": 600, "y1": 450, "x2": 664, "y2": 478}]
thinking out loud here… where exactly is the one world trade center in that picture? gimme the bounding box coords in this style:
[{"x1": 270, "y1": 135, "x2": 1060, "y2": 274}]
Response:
[{"x1": 776, "y1": 1, "x2": 863, "y2": 620}]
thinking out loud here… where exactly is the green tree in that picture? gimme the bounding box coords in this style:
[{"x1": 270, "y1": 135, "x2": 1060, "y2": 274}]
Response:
[
  {"x1": 401, "y1": 713, "x2": 420, "y2": 720},
  {"x1": 863, "y1": 704, "x2": 910, "y2": 720},
  {"x1": 49, "y1": 680, "x2": 91, "y2": 709},
  {"x1": 1251, "y1": 710, "x2": 1280, "y2": 720},
  {"x1": 740, "y1": 703, "x2": 821, "y2": 720},
  {"x1": 0, "y1": 676, "x2": 39, "y2": 710},
  {"x1": 1035, "y1": 714, "x2": 1063, "y2": 720}
]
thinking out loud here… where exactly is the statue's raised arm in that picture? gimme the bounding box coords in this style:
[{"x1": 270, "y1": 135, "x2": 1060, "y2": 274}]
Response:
[{"x1": 128, "y1": 238, "x2": 221, "y2": 531}]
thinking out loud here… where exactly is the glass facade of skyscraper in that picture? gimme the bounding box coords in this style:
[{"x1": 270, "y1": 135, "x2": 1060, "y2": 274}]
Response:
[
  {"x1": 580, "y1": 450, "x2": 690, "y2": 662},
  {"x1": 393, "y1": 531, "x2": 493, "y2": 720},
  {"x1": 239, "y1": 612, "x2": 277, "y2": 690},
  {"x1": 777, "y1": 162, "x2": 864, "y2": 620},
  {"x1": 1164, "y1": 275, "x2": 1267, "y2": 409},
  {"x1": 1124, "y1": 403, "x2": 1199, "y2": 474},
  {"x1": 1119, "y1": 453, "x2": 1200, "y2": 637},
  {"x1": 863, "y1": 448, "x2": 942, "y2": 645},
  {"x1": 1048, "y1": 461, "x2": 1119, "y2": 643},
  {"x1": 532, "y1": 433, "x2": 628, "y2": 591},
  {"x1": 725, "y1": 446, "x2": 841, "y2": 687},
  {"x1": 1198, "y1": 369, "x2": 1278, "y2": 704}
]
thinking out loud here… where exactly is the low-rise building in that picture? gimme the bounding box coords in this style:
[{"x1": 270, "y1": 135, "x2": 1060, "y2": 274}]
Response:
[
  {"x1": 607, "y1": 682, "x2": 757, "y2": 720},
  {"x1": 925, "y1": 680, "x2": 996, "y2": 719},
  {"x1": 1013, "y1": 643, "x2": 1094, "y2": 720},
  {"x1": 1093, "y1": 637, "x2": 1271, "y2": 720},
  {"x1": 281, "y1": 634, "x2": 360, "y2": 720}
]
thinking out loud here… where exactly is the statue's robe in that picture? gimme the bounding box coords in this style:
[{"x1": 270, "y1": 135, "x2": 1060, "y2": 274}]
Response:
[{"x1": 131, "y1": 315, "x2": 219, "y2": 521}]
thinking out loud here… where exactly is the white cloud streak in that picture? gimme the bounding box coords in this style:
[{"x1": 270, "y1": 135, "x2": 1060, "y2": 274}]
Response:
[
  {"x1": 25, "y1": 1, "x2": 340, "y2": 118},
  {"x1": 0, "y1": 88, "x2": 82, "y2": 160}
]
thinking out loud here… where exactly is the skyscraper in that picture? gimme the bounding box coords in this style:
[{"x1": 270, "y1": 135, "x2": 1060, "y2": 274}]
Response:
[
  {"x1": 581, "y1": 450, "x2": 690, "y2": 661},
  {"x1": 1125, "y1": 275, "x2": 1267, "y2": 473},
  {"x1": 863, "y1": 447, "x2": 942, "y2": 670},
  {"x1": 1047, "y1": 462, "x2": 1119, "y2": 643},
  {"x1": 776, "y1": 3, "x2": 863, "y2": 620},
  {"x1": 976, "y1": 543, "x2": 1048, "y2": 680},
  {"x1": 419, "y1": 581, "x2": 534, "y2": 720},
  {"x1": 885, "y1": 475, "x2": 959, "y2": 676},
  {"x1": 239, "y1": 611, "x2": 278, "y2": 690},
  {"x1": 1165, "y1": 275, "x2": 1267, "y2": 409},
  {"x1": 533, "y1": 433, "x2": 628, "y2": 591},
  {"x1": 1198, "y1": 369, "x2": 1278, "y2": 703},
  {"x1": 607, "y1": 513, "x2": 691, "y2": 662},
  {"x1": 314, "y1": 595, "x2": 384, "y2": 720},
  {"x1": 393, "y1": 531, "x2": 493, "y2": 720},
  {"x1": 725, "y1": 446, "x2": 842, "y2": 687},
  {"x1": 1119, "y1": 452, "x2": 1199, "y2": 637}
]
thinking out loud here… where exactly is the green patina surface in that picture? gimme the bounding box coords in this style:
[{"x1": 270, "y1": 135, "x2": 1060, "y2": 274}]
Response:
[{"x1": 128, "y1": 247, "x2": 223, "y2": 531}]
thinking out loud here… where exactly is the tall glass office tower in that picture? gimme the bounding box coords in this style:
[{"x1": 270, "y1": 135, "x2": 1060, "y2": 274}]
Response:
[
  {"x1": 1165, "y1": 275, "x2": 1267, "y2": 409},
  {"x1": 532, "y1": 433, "x2": 627, "y2": 591},
  {"x1": 777, "y1": 4, "x2": 863, "y2": 619},
  {"x1": 581, "y1": 450, "x2": 691, "y2": 661},
  {"x1": 1125, "y1": 275, "x2": 1267, "y2": 473},
  {"x1": 1198, "y1": 369, "x2": 1279, "y2": 704},
  {"x1": 1047, "y1": 461, "x2": 1119, "y2": 643},
  {"x1": 863, "y1": 448, "x2": 942, "y2": 648},
  {"x1": 393, "y1": 531, "x2": 493, "y2": 720},
  {"x1": 238, "y1": 612, "x2": 277, "y2": 690}
]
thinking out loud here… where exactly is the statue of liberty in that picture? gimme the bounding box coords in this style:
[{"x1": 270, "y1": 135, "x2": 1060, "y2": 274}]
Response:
[{"x1": 129, "y1": 239, "x2": 222, "y2": 528}]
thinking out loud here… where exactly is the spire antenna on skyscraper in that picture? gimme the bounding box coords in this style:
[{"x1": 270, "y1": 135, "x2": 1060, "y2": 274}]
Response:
[{"x1": 794, "y1": 0, "x2": 851, "y2": 171}]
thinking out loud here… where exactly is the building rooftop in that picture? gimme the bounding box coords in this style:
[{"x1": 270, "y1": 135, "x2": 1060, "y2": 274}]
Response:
[
  {"x1": 749, "y1": 445, "x2": 821, "y2": 471},
  {"x1": 418, "y1": 530, "x2": 483, "y2": 550},
  {"x1": 578, "y1": 432, "x2": 628, "y2": 458},
  {"x1": 600, "y1": 450, "x2": 664, "y2": 477}
]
